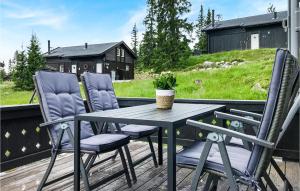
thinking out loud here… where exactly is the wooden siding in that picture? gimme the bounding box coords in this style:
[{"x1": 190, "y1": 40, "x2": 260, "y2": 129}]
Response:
[
  {"x1": 105, "y1": 48, "x2": 116, "y2": 61},
  {"x1": 207, "y1": 24, "x2": 288, "y2": 53}
]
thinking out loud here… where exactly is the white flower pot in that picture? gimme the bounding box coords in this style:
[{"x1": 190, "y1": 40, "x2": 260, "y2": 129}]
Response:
[{"x1": 156, "y1": 89, "x2": 175, "y2": 109}]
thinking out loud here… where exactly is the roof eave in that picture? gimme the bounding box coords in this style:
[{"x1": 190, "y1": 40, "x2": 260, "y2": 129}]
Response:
[{"x1": 203, "y1": 21, "x2": 283, "y2": 32}]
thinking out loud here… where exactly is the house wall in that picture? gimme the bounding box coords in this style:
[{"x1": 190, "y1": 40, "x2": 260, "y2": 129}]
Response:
[{"x1": 207, "y1": 24, "x2": 287, "y2": 53}]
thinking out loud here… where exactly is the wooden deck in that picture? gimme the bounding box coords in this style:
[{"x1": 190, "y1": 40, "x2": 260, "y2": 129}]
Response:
[{"x1": 0, "y1": 141, "x2": 299, "y2": 191}]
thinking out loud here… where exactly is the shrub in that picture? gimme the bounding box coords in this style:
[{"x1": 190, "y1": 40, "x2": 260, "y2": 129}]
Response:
[
  {"x1": 0, "y1": 69, "x2": 6, "y2": 83},
  {"x1": 153, "y1": 72, "x2": 177, "y2": 90}
]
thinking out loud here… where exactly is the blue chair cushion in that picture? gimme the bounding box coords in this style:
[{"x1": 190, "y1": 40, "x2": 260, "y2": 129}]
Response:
[
  {"x1": 62, "y1": 134, "x2": 130, "y2": 152},
  {"x1": 35, "y1": 71, "x2": 94, "y2": 145},
  {"x1": 81, "y1": 72, "x2": 159, "y2": 138},
  {"x1": 81, "y1": 72, "x2": 119, "y2": 111},
  {"x1": 121, "y1": 124, "x2": 159, "y2": 139},
  {"x1": 246, "y1": 49, "x2": 299, "y2": 175},
  {"x1": 176, "y1": 141, "x2": 251, "y2": 176}
]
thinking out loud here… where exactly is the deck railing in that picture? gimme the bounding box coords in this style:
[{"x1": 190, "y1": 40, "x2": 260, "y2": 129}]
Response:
[{"x1": 1, "y1": 98, "x2": 299, "y2": 172}]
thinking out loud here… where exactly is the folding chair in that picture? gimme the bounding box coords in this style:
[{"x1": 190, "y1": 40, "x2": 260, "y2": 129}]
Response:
[
  {"x1": 177, "y1": 49, "x2": 299, "y2": 191},
  {"x1": 34, "y1": 71, "x2": 133, "y2": 190},
  {"x1": 81, "y1": 72, "x2": 159, "y2": 183}
]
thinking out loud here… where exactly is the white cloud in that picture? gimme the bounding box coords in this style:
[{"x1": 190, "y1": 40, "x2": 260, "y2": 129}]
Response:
[{"x1": 2, "y1": 1, "x2": 69, "y2": 30}]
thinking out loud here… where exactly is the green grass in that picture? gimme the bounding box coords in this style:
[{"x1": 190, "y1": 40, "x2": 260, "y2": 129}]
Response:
[
  {"x1": 183, "y1": 48, "x2": 275, "y2": 69},
  {"x1": 0, "y1": 48, "x2": 275, "y2": 106},
  {"x1": 114, "y1": 59, "x2": 272, "y2": 100}
]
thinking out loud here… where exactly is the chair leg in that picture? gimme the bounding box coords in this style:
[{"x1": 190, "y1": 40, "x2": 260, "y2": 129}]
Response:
[
  {"x1": 112, "y1": 150, "x2": 119, "y2": 161},
  {"x1": 270, "y1": 158, "x2": 293, "y2": 191},
  {"x1": 201, "y1": 173, "x2": 214, "y2": 191},
  {"x1": 84, "y1": 154, "x2": 93, "y2": 168},
  {"x1": 217, "y1": 141, "x2": 239, "y2": 191},
  {"x1": 147, "y1": 136, "x2": 158, "y2": 167},
  {"x1": 191, "y1": 141, "x2": 213, "y2": 191},
  {"x1": 263, "y1": 171, "x2": 278, "y2": 191},
  {"x1": 210, "y1": 175, "x2": 219, "y2": 191},
  {"x1": 37, "y1": 151, "x2": 58, "y2": 191},
  {"x1": 118, "y1": 148, "x2": 132, "y2": 188},
  {"x1": 258, "y1": 178, "x2": 267, "y2": 191},
  {"x1": 80, "y1": 156, "x2": 91, "y2": 191},
  {"x1": 124, "y1": 145, "x2": 137, "y2": 183},
  {"x1": 85, "y1": 155, "x2": 97, "y2": 174}
]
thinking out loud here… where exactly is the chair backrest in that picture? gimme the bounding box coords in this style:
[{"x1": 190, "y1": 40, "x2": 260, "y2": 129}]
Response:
[
  {"x1": 81, "y1": 72, "x2": 119, "y2": 112},
  {"x1": 34, "y1": 71, "x2": 94, "y2": 147},
  {"x1": 246, "y1": 49, "x2": 300, "y2": 179}
]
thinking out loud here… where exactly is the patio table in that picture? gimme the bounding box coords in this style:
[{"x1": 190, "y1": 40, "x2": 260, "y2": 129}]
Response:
[{"x1": 74, "y1": 103, "x2": 225, "y2": 191}]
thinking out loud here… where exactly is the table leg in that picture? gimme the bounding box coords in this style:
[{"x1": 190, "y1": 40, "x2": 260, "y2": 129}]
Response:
[
  {"x1": 158, "y1": 127, "x2": 163, "y2": 165},
  {"x1": 167, "y1": 126, "x2": 176, "y2": 191},
  {"x1": 74, "y1": 119, "x2": 80, "y2": 191}
]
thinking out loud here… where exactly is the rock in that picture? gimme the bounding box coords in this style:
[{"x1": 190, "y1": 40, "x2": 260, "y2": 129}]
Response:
[
  {"x1": 221, "y1": 63, "x2": 230, "y2": 68},
  {"x1": 225, "y1": 62, "x2": 231, "y2": 65},
  {"x1": 251, "y1": 83, "x2": 267, "y2": 93},
  {"x1": 232, "y1": 61, "x2": 238, "y2": 65},
  {"x1": 194, "y1": 79, "x2": 202, "y2": 85},
  {"x1": 203, "y1": 61, "x2": 215, "y2": 68}
]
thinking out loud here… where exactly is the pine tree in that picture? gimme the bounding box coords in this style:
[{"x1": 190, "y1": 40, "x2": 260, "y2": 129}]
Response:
[
  {"x1": 194, "y1": 4, "x2": 205, "y2": 52},
  {"x1": 154, "y1": 0, "x2": 192, "y2": 70},
  {"x1": 206, "y1": 9, "x2": 212, "y2": 26},
  {"x1": 131, "y1": 23, "x2": 138, "y2": 55},
  {"x1": 267, "y1": 3, "x2": 276, "y2": 13},
  {"x1": 139, "y1": 0, "x2": 157, "y2": 67},
  {"x1": 12, "y1": 50, "x2": 27, "y2": 89},
  {"x1": 25, "y1": 34, "x2": 45, "y2": 90}
]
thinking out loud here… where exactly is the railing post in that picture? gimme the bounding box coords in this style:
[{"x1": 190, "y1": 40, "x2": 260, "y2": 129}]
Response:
[{"x1": 288, "y1": 0, "x2": 300, "y2": 58}]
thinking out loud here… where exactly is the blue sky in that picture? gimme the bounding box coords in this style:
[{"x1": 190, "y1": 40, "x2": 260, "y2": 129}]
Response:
[{"x1": 0, "y1": 0, "x2": 287, "y2": 68}]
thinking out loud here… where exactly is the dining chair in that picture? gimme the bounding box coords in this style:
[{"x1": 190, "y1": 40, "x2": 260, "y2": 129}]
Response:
[
  {"x1": 81, "y1": 72, "x2": 159, "y2": 183},
  {"x1": 177, "y1": 49, "x2": 299, "y2": 191},
  {"x1": 34, "y1": 71, "x2": 133, "y2": 190}
]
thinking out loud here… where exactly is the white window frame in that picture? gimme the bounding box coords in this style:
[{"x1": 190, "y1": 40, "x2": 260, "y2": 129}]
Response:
[
  {"x1": 59, "y1": 65, "x2": 64, "y2": 72},
  {"x1": 121, "y1": 48, "x2": 125, "y2": 57},
  {"x1": 117, "y1": 48, "x2": 121, "y2": 57}
]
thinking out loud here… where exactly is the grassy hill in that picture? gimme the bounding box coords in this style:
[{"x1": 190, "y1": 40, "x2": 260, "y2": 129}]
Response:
[
  {"x1": 114, "y1": 48, "x2": 275, "y2": 100},
  {"x1": 0, "y1": 48, "x2": 276, "y2": 105}
]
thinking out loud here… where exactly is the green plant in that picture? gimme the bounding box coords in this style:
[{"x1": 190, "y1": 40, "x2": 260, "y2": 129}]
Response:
[
  {"x1": 0, "y1": 69, "x2": 6, "y2": 83},
  {"x1": 153, "y1": 72, "x2": 177, "y2": 90}
]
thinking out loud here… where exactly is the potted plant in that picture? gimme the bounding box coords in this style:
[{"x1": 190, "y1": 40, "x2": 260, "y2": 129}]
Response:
[{"x1": 153, "y1": 72, "x2": 177, "y2": 109}]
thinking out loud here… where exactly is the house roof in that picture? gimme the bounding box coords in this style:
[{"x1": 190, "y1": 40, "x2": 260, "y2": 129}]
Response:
[
  {"x1": 44, "y1": 41, "x2": 136, "y2": 58},
  {"x1": 204, "y1": 11, "x2": 287, "y2": 31}
]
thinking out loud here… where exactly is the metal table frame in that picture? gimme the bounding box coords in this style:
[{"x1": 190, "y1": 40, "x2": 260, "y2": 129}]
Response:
[{"x1": 74, "y1": 103, "x2": 225, "y2": 191}]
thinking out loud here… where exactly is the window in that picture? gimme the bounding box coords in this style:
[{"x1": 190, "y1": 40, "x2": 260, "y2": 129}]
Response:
[
  {"x1": 121, "y1": 49, "x2": 125, "y2": 57},
  {"x1": 59, "y1": 65, "x2": 64, "y2": 72},
  {"x1": 117, "y1": 48, "x2": 121, "y2": 57},
  {"x1": 126, "y1": 65, "x2": 129, "y2": 71}
]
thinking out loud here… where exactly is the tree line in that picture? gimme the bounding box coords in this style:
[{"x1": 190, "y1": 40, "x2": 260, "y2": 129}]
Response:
[
  {"x1": 8, "y1": 34, "x2": 45, "y2": 90},
  {"x1": 6, "y1": 0, "x2": 216, "y2": 90},
  {"x1": 131, "y1": 0, "x2": 217, "y2": 72}
]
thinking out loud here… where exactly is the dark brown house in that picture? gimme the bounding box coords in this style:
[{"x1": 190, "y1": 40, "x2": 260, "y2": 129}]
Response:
[
  {"x1": 203, "y1": 11, "x2": 289, "y2": 53},
  {"x1": 44, "y1": 41, "x2": 136, "y2": 80}
]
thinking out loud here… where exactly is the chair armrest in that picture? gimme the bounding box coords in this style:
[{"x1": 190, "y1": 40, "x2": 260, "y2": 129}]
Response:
[
  {"x1": 230, "y1": 109, "x2": 263, "y2": 119},
  {"x1": 186, "y1": 119, "x2": 274, "y2": 149},
  {"x1": 40, "y1": 116, "x2": 74, "y2": 128},
  {"x1": 215, "y1": 111, "x2": 261, "y2": 127}
]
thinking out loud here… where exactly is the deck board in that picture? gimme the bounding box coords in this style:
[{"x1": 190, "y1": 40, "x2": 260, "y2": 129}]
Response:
[{"x1": 0, "y1": 141, "x2": 299, "y2": 191}]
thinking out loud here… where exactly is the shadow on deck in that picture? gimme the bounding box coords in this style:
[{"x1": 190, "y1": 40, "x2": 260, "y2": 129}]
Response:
[{"x1": 0, "y1": 141, "x2": 299, "y2": 191}]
